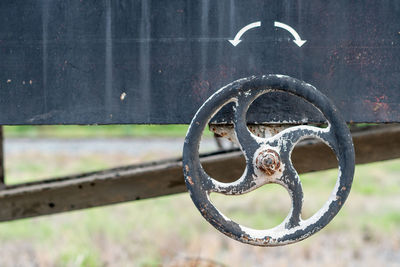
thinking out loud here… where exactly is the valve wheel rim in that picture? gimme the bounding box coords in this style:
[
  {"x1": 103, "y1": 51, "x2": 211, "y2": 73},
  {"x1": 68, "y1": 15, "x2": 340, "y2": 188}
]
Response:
[{"x1": 183, "y1": 75, "x2": 355, "y2": 246}]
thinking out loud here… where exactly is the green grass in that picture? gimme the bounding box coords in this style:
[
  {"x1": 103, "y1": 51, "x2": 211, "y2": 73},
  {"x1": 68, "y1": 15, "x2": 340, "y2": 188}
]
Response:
[
  {"x1": 210, "y1": 184, "x2": 291, "y2": 229},
  {"x1": 3, "y1": 125, "x2": 192, "y2": 138}
]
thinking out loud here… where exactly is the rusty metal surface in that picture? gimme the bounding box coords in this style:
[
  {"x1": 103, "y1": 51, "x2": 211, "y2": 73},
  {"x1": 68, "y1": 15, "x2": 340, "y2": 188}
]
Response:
[
  {"x1": 0, "y1": 124, "x2": 396, "y2": 222},
  {"x1": 0, "y1": 0, "x2": 399, "y2": 125},
  {"x1": 211, "y1": 124, "x2": 289, "y2": 144},
  {"x1": 183, "y1": 75, "x2": 355, "y2": 246}
]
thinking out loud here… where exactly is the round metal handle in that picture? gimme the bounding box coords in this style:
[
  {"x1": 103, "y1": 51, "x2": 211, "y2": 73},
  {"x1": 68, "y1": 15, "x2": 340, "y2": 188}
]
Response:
[{"x1": 183, "y1": 75, "x2": 355, "y2": 246}]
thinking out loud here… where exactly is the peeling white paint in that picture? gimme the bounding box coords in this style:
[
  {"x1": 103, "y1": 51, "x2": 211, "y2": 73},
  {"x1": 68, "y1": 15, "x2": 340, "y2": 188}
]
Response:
[{"x1": 120, "y1": 92, "x2": 127, "y2": 101}]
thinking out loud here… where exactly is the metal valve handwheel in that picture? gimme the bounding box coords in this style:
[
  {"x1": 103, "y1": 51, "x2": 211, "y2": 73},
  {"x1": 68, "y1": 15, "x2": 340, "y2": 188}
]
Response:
[{"x1": 183, "y1": 75, "x2": 355, "y2": 246}]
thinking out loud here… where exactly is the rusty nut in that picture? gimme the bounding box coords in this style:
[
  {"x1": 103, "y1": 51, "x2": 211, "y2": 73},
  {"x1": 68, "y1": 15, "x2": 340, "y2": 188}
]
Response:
[{"x1": 256, "y1": 149, "x2": 281, "y2": 176}]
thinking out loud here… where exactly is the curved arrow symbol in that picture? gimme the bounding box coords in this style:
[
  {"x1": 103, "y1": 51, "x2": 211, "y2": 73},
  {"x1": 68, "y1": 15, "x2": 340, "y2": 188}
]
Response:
[
  {"x1": 274, "y1": 21, "x2": 307, "y2": 47},
  {"x1": 228, "y1": 21, "x2": 261, "y2": 47}
]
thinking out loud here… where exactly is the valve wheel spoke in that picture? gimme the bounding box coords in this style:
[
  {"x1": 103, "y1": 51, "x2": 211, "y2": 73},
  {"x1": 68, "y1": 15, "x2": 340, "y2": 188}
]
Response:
[
  {"x1": 270, "y1": 125, "x2": 338, "y2": 155},
  {"x1": 277, "y1": 155, "x2": 304, "y2": 228},
  {"x1": 203, "y1": 92, "x2": 267, "y2": 195},
  {"x1": 233, "y1": 92, "x2": 262, "y2": 158}
]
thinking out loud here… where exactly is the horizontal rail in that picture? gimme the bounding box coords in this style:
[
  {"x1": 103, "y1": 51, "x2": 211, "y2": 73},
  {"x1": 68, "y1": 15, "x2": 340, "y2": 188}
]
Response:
[{"x1": 0, "y1": 125, "x2": 398, "y2": 222}]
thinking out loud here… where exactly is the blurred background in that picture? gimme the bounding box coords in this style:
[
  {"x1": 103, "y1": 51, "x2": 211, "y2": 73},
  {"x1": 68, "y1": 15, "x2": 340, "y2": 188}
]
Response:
[{"x1": 0, "y1": 125, "x2": 398, "y2": 267}]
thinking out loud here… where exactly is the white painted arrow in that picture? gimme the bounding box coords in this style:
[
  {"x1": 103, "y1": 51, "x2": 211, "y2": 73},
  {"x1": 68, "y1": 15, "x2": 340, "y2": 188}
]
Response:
[
  {"x1": 228, "y1": 21, "x2": 261, "y2": 47},
  {"x1": 274, "y1": 21, "x2": 307, "y2": 47}
]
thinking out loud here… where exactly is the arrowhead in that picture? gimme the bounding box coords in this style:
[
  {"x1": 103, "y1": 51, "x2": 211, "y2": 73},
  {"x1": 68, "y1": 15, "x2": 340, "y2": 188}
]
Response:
[
  {"x1": 293, "y1": 39, "x2": 307, "y2": 47},
  {"x1": 228, "y1": 39, "x2": 242, "y2": 47}
]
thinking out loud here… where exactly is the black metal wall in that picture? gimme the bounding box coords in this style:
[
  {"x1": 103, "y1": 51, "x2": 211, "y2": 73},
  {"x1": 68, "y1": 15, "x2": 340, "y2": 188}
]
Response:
[{"x1": 0, "y1": 0, "x2": 399, "y2": 124}]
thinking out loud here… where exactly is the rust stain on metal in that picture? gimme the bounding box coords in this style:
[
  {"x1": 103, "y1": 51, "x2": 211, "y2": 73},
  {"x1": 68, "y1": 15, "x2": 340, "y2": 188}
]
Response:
[
  {"x1": 192, "y1": 79, "x2": 210, "y2": 102},
  {"x1": 256, "y1": 149, "x2": 281, "y2": 176},
  {"x1": 364, "y1": 95, "x2": 390, "y2": 121},
  {"x1": 187, "y1": 176, "x2": 194, "y2": 185}
]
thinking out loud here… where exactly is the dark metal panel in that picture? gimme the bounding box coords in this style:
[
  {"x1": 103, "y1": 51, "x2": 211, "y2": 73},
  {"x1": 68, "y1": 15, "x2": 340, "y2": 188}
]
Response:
[
  {"x1": 0, "y1": 0, "x2": 399, "y2": 124},
  {"x1": 0, "y1": 125, "x2": 398, "y2": 222}
]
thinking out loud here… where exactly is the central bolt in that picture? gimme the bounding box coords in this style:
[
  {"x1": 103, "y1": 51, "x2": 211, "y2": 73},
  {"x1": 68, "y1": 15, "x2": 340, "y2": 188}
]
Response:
[
  {"x1": 256, "y1": 149, "x2": 281, "y2": 176},
  {"x1": 263, "y1": 155, "x2": 275, "y2": 166}
]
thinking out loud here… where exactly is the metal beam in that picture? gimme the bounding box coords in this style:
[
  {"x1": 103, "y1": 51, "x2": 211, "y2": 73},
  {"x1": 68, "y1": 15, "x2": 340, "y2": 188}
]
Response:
[{"x1": 0, "y1": 125, "x2": 398, "y2": 222}]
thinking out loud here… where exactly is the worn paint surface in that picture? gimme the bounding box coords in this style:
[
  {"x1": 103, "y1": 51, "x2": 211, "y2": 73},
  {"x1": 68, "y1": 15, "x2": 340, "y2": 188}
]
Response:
[
  {"x1": 183, "y1": 75, "x2": 355, "y2": 246},
  {"x1": 0, "y1": 0, "x2": 399, "y2": 124}
]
